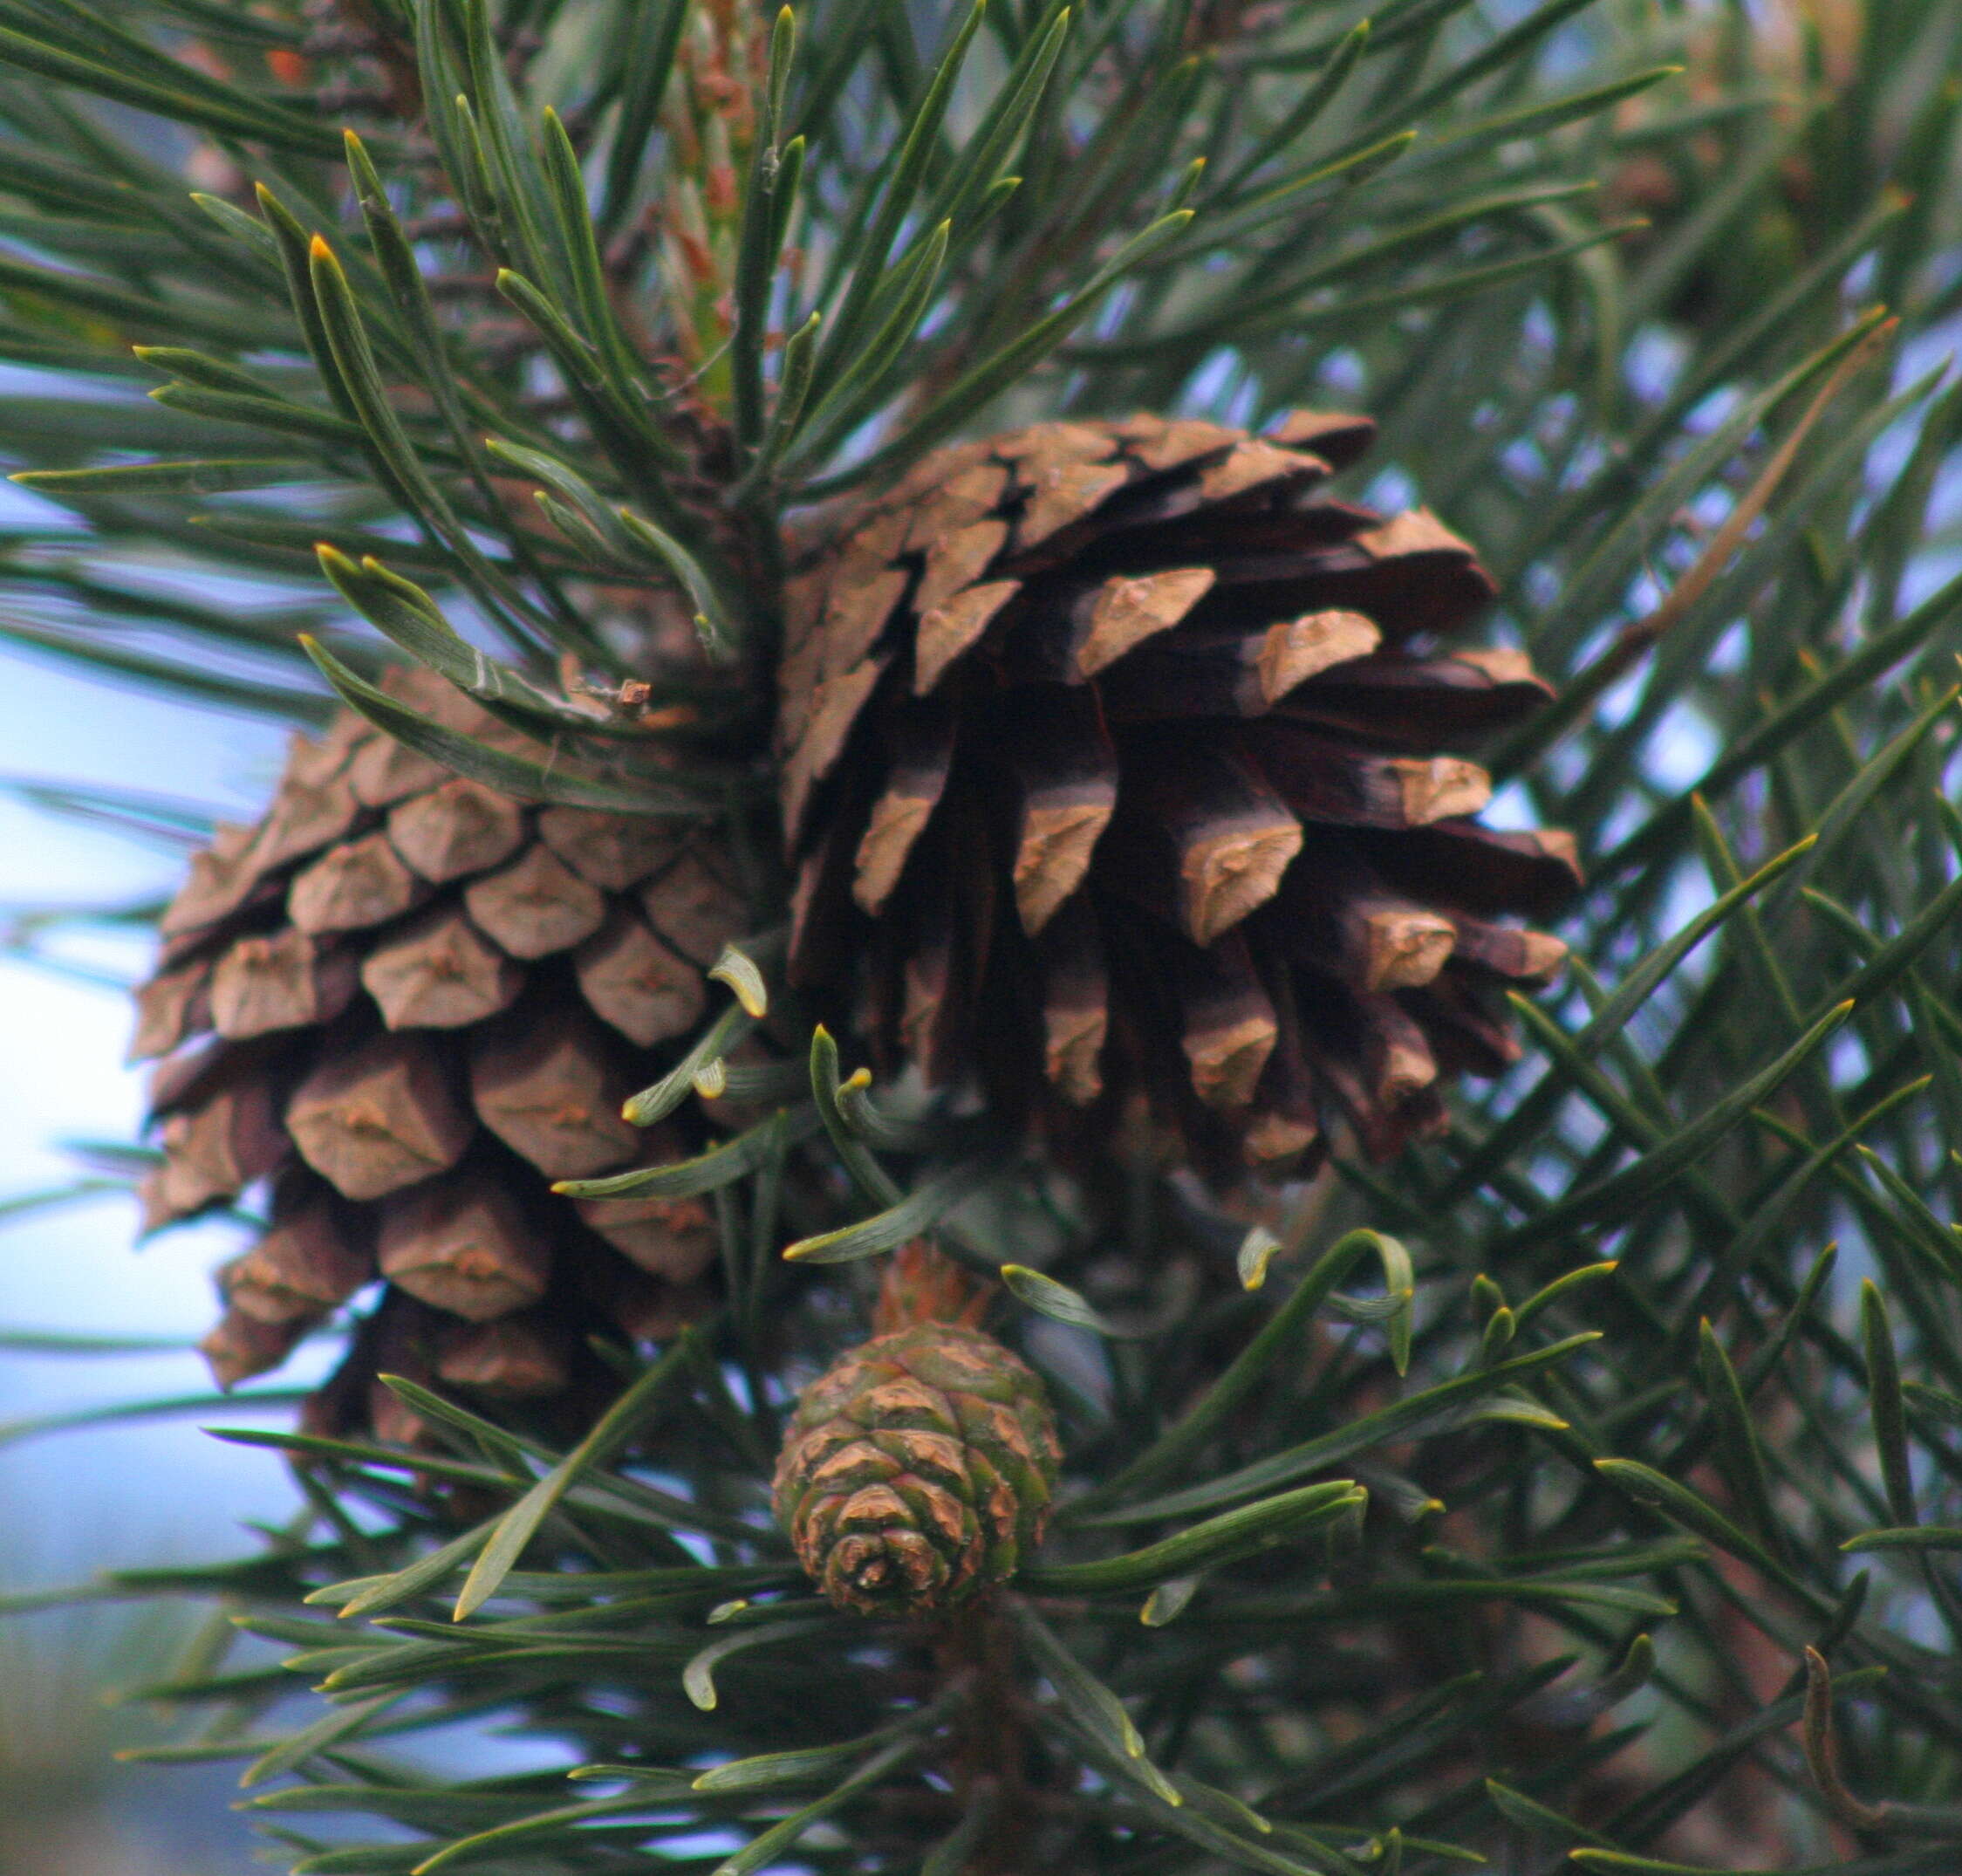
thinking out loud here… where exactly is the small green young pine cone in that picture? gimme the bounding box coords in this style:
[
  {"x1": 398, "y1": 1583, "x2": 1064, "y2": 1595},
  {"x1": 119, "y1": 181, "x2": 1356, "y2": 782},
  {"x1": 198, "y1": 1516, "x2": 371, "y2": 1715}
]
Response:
[{"x1": 773, "y1": 1321, "x2": 1062, "y2": 1617}]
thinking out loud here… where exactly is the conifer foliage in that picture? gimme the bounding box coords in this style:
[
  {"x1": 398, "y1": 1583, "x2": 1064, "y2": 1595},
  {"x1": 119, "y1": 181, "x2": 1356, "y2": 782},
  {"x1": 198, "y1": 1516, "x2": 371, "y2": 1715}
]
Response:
[{"x1": 3, "y1": 0, "x2": 1962, "y2": 1872}]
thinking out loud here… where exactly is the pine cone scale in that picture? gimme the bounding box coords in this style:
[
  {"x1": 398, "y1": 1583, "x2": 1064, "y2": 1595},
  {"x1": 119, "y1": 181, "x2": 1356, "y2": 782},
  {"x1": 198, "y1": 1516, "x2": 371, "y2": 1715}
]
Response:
[
  {"x1": 291, "y1": 832, "x2": 426, "y2": 933},
  {"x1": 851, "y1": 707, "x2": 957, "y2": 916},
  {"x1": 1093, "y1": 607, "x2": 1383, "y2": 721},
  {"x1": 463, "y1": 844, "x2": 606, "y2": 957},
  {"x1": 1003, "y1": 689, "x2": 1117, "y2": 934},
  {"x1": 914, "y1": 579, "x2": 1020, "y2": 691}
]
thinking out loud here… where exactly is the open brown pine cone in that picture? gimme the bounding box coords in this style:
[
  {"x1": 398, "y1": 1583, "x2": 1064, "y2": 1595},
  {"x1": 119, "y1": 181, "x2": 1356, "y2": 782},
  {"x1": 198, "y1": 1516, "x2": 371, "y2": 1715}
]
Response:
[
  {"x1": 780, "y1": 411, "x2": 1577, "y2": 1176},
  {"x1": 132, "y1": 667, "x2": 753, "y2": 1441}
]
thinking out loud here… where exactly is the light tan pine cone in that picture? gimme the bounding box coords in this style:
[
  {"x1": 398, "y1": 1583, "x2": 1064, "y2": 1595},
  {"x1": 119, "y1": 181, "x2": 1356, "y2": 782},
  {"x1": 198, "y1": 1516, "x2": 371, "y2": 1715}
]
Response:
[{"x1": 132, "y1": 667, "x2": 752, "y2": 1440}]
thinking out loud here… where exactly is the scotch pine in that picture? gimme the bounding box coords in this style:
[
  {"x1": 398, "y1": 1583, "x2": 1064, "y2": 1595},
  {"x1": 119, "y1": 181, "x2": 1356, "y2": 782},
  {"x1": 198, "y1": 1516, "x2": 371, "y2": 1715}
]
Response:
[{"x1": 1, "y1": 2, "x2": 1961, "y2": 1873}]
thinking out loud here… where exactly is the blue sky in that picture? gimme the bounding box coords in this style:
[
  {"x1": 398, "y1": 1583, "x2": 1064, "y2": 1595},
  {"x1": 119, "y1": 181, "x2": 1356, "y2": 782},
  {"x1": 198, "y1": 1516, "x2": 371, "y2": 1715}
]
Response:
[
  {"x1": 0, "y1": 642, "x2": 583, "y2": 1859},
  {"x1": 0, "y1": 643, "x2": 328, "y2": 1868},
  {"x1": 0, "y1": 645, "x2": 309, "y2": 1578}
]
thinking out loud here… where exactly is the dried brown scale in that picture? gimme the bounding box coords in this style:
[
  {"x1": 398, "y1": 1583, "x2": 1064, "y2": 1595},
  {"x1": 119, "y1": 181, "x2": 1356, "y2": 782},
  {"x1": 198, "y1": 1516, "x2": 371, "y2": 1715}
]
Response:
[
  {"x1": 129, "y1": 665, "x2": 755, "y2": 1442},
  {"x1": 779, "y1": 411, "x2": 1576, "y2": 1174}
]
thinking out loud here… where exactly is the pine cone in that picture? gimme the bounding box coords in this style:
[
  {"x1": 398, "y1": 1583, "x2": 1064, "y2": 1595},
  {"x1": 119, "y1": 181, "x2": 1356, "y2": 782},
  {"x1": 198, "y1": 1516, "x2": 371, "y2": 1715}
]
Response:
[
  {"x1": 780, "y1": 412, "x2": 1577, "y2": 1170},
  {"x1": 132, "y1": 667, "x2": 749, "y2": 1438},
  {"x1": 774, "y1": 1321, "x2": 1060, "y2": 1617}
]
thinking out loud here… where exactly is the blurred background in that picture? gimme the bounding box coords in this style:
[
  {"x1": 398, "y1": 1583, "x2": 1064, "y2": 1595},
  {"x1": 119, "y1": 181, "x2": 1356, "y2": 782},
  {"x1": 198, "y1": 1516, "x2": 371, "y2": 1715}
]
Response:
[{"x1": 0, "y1": 550, "x2": 301, "y2": 1872}]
